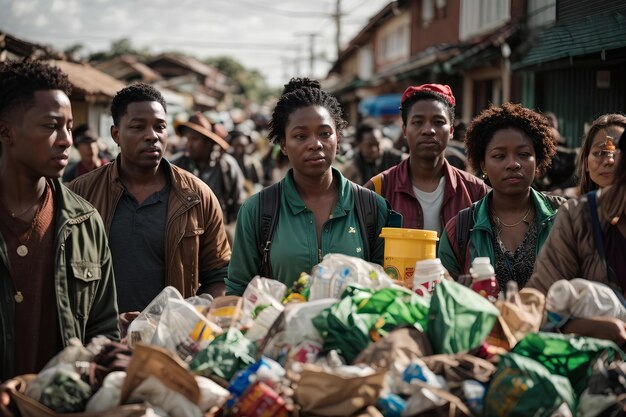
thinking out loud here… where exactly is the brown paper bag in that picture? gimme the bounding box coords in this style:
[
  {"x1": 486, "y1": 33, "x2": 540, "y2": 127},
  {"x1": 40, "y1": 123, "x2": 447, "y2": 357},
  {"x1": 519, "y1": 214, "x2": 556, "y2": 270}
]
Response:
[
  {"x1": 294, "y1": 364, "x2": 386, "y2": 417},
  {"x1": 422, "y1": 353, "x2": 496, "y2": 384},
  {"x1": 487, "y1": 287, "x2": 545, "y2": 350},
  {"x1": 353, "y1": 326, "x2": 433, "y2": 369},
  {"x1": 120, "y1": 342, "x2": 200, "y2": 405},
  {"x1": 0, "y1": 374, "x2": 148, "y2": 417}
]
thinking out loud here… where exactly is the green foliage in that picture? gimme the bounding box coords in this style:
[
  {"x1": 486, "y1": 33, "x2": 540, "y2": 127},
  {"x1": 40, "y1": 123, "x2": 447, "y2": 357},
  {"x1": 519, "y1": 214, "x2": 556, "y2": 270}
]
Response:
[
  {"x1": 89, "y1": 38, "x2": 152, "y2": 62},
  {"x1": 205, "y1": 55, "x2": 278, "y2": 104}
]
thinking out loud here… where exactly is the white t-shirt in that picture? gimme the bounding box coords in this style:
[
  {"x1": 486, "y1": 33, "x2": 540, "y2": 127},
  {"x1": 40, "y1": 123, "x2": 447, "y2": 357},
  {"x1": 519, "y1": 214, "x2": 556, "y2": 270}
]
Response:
[{"x1": 413, "y1": 176, "x2": 445, "y2": 234}]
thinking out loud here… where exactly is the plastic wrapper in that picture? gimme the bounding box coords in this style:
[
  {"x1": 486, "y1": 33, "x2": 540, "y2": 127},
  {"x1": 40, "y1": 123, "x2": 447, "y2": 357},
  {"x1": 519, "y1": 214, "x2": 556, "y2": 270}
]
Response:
[
  {"x1": 25, "y1": 364, "x2": 91, "y2": 413},
  {"x1": 546, "y1": 279, "x2": 626, "y2": 321},
  {"x1": 240, "y1": 276, "x2": 287, "y2": 329},
  {"x1": 126, "y1": 286, "x2": 221, "y2": 361},
  {"x1": 308, "y1": 254, "x2": 394, "y2": 300},
  {"x1": 189, "y1": 328, "x2": 257, "y2": 381}
]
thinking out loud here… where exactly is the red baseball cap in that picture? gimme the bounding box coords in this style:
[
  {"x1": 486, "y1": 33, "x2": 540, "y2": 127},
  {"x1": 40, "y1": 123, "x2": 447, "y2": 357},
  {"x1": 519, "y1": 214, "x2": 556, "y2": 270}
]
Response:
[{"x1": 400, "y1": 84, "x2": 455, "y2": 107}]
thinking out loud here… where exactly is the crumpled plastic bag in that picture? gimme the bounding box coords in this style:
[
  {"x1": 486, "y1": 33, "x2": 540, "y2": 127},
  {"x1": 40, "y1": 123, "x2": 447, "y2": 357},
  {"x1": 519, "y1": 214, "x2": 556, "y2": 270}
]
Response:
[
  {"x1": 126, "y1": 286, "x2": 221, "y2": 361},
  {"x1": 578, "y1": 352, "x2": 626, "y2": 417},
  {"x1": 546, "y1": 279, "x2": 626, "y2": 321},
  {"x1": 189, "y1": 328, "x2": 257, "y2": 382},
  {"x1": 128, "y1": 376, "x2": 202, "y2": 417},
  {"x1": 240, "y1": 276, "x2": 287, "y2": 329},
  {"x1": 26, "y1": 364, "x2": 91, "y2": 413},
  {"x1": 308, "y1": 253, "x2": 394, "y2": 300}
]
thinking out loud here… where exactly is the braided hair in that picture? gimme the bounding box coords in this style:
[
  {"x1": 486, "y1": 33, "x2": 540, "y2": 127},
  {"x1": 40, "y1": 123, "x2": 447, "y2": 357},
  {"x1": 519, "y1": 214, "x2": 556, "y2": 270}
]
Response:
[{"x1": 268, "y1": 77, "x2": 347, "y2": 144}]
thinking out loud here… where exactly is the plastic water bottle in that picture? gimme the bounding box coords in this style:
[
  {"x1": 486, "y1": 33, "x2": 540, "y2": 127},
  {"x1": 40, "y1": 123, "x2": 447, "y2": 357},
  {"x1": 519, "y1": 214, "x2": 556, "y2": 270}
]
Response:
[{"x1": 469, "y1": 257, "x2": 499, "y2": 302}]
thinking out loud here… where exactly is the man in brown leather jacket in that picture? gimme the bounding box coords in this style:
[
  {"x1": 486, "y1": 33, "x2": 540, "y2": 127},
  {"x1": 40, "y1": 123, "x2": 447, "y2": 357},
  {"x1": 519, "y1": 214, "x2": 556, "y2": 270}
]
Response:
[{"x1": 70, "y1": 83, "x2": 230, "y2": 313}]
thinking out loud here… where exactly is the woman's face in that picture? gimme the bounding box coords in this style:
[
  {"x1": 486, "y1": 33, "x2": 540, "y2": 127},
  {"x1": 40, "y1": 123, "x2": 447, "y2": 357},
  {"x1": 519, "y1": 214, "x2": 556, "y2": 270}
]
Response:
[
  {"x1": 481, "y1": 128, "x2": 536, "y2": 196},
  {"x1": 281, "y1": 105, "x2": 338, "y2": 178},
  {"x1": 586, "y1": 125, "x2": 625, "y2": 189}
]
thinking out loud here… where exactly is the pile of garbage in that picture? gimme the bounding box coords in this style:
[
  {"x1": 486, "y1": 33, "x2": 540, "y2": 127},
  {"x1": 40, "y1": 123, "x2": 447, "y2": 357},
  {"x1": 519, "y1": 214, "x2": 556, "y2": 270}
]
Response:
[{"x1": 3, "y1": 254, "x2": 626, "y2": 417}]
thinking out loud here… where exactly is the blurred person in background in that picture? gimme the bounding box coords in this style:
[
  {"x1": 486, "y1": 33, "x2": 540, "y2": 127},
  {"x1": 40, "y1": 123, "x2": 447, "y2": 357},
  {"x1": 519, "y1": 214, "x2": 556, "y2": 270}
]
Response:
[
  {"x1": 62, "y1": 124, "x2": 108, "y2": 182},
  {"x1": 342, "y1": 120, "x2": 404, "y2": 185},
  {"x1": 172, "y1": 112, "x2": 246, "y2": 226},
  {"x1": 228, "y1": 130, "x2": 264, "y2": 196}
]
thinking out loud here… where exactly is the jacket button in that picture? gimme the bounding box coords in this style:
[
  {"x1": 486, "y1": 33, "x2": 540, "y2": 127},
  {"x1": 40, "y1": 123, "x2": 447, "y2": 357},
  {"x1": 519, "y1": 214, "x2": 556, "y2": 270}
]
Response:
[
  {"x1": 187, "y1": 196, "x2": 192, "y2": 201},
  {"x1": 87, "y1": 271, "x2": 92, "y2": 278}
]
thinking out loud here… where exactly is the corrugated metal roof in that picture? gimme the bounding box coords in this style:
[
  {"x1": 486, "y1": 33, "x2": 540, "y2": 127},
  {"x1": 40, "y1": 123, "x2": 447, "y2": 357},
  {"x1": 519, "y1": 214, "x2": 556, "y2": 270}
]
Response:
[
  {"x1": 515, "y1": 12, "x2": 626, "y2": 69},
  {"x1": 48, "y1": 60, "x2": 126, "y2": 99}
]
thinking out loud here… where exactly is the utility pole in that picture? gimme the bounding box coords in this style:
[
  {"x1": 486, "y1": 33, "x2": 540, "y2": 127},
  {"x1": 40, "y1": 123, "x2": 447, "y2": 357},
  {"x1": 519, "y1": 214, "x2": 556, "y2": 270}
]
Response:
[
  {"x1": 335, "y1": 0, "x2": 342, "y2": 61},
  {"x1": 296, "y1": 32, "x2": 319, "y2": 78}
]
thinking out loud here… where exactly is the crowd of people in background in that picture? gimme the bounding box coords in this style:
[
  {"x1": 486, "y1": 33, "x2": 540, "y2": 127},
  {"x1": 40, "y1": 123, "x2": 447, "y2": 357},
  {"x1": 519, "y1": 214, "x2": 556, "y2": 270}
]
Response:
[{"x1": 1, "y1": 58, "x2": 625, "y2": 383}]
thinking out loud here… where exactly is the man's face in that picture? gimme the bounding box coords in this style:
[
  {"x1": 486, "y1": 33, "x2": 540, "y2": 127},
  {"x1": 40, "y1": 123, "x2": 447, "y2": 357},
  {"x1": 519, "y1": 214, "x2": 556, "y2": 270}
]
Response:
[
  {"x1": 0, "y1": 90, "x2": 73, "y2": 179},
  {"x1": 111, "y1": 101, "x2": 167, "y2": 170},
  {"x1": 183, "y1": 129, "x2": 214, "y2": 163},
  {"x1": 402, "y1": 99, "x2": 453, "y2": 160},
  {"x1": 77, "y1": 140, "x2": 99, "y2": 163},
  {"x1": 359, "y1": 129, "x2": 383, "y2": 163}
]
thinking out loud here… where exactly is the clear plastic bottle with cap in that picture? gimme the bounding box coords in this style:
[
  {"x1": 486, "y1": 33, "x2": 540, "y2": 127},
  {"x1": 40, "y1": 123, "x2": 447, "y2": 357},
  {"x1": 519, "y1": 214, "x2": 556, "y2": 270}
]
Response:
[{"x1": 469, "y1": 257, "x2": 500, "y2": 302}]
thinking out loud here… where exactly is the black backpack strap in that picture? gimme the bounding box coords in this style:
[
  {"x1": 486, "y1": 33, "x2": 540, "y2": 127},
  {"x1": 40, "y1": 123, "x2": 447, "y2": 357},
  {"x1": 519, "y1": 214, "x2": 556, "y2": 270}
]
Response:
[
  {"x1": 351, "y1": 182, "x2": 378, "y2": 262},
  {"x1": 455, "y1": 203, "x2": 476, "y2": 272},
  {"x1": 258, "y1": 182, "x2": 281, "y2": 279}
]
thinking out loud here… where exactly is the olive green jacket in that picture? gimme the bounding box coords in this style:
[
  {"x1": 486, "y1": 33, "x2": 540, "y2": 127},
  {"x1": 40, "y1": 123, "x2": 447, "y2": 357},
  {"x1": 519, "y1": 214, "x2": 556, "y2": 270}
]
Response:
[{"x1": 0, "y1": 180, "x2": 120, "y2": 381}]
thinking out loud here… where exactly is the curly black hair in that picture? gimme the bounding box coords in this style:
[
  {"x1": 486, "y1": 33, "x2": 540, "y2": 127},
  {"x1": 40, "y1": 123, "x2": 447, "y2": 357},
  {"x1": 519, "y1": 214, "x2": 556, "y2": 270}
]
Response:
[
  {"x1": 110, "y1": 82, "x2": 166, "y2": 126},
  {"x1": 268, "y1": 77, "x2": 347, "y2": 144},
  {"x1": 400, "y1": 91, "x2": 455, "y2": 126},
  {"x1": 0, "y1": 59, "x2": 72, "y2": 119},
  {"x1": 354, "y1": 120, "x2": 382, "y2": 144},
  {"x1": 465, "y1": 102, "x2": 556, "y2": 177}
]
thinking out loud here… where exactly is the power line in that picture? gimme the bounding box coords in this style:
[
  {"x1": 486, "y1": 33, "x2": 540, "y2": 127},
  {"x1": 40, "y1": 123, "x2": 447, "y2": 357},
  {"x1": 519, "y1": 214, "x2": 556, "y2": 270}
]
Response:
[{"x1": 215, "y1": 0, "x2": 329, "y2": 18}]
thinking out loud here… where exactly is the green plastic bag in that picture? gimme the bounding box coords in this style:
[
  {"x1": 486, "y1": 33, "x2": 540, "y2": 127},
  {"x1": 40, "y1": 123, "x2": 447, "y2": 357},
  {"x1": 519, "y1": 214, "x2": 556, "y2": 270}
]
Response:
[
  {"x1": 512, "y1": 332, "x2": 625, "y2": 396},
  {"x1": 312, "y1": 289, "x2": 379, "y2": 364},
  {"x1": 312, "y1": 285, "x2": 431, "y2": 363},
  {"x1": 189, "y1": 328, "x2": 257, "y2": 381},
  {"x1": 484, "y1": 352, "x2": 576, "y2": 417},
  {"x1": 426, "y1": 279, "x2": 499, "y2": 354},
  {"x1": 356, "y1": 286, "x2": 430, "y2": 334}
]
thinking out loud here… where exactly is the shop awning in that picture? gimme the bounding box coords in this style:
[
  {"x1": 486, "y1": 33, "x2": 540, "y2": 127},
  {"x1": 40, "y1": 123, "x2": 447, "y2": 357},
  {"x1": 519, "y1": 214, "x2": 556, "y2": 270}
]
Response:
[
  {"x1": 358, "y1": 94, "x2": 402, "y2": 117},
  {"x1": 514, "y1": 12, "x2": 626, "y2": 69}
]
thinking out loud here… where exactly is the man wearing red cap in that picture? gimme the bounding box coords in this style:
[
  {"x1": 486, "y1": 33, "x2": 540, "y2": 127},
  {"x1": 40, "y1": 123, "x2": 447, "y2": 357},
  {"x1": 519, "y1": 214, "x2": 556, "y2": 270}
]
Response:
[
  {"x1": 172, "y1": 112, "x2": 246, "y2": 227},
  {"x1": 366, "y1": 84, "x2": 488, "y2": 234}
]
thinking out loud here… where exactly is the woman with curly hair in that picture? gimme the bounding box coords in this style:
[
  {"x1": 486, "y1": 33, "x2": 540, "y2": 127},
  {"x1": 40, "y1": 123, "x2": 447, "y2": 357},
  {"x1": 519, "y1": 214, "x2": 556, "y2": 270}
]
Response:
[
  {"x1": 226, "y1": 78, "x2": 390, "y2": 295},
  {"x1": 576, "y1": 113, "x2": 626, "y2": 195},
  {"x1": 438, "y1": 103, "x2": 564, "y2": 289}
]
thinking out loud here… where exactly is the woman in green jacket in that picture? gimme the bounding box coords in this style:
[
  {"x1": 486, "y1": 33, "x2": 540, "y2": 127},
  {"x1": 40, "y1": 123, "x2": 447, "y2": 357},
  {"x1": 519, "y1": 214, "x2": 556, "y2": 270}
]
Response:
[
  {"x1": 226, "y1": 78, "x2": 389, "y2": 296},
  {"x1": 438, "y1": 103, "x2": 563, "y2": 290}
]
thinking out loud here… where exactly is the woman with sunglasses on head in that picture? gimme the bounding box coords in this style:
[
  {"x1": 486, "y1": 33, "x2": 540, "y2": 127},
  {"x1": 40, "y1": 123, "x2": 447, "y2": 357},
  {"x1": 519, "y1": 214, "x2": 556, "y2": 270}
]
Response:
[
  {"x1": 577, "y1": 113, "x2": 626, "y2": 195},
  {"x1": 528, "y1": 129, "x2": 626, "y2": 345}
]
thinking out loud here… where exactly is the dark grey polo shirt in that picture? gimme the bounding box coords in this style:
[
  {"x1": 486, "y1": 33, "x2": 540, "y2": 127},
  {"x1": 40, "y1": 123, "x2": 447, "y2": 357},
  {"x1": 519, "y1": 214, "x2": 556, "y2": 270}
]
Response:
[{"x1": 109, "y1": 183, "x2": 170, "y2": 312}]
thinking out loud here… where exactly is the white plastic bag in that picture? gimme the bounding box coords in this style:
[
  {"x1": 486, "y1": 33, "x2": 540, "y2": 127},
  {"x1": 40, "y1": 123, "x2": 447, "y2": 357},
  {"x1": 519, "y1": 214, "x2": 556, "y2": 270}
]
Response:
[
  {"x1": 546, "y1": 279, "x2": 626, "y2": 321},
  {"x1": 308, "y1": 254, "x2": 394, "y2": 300}
]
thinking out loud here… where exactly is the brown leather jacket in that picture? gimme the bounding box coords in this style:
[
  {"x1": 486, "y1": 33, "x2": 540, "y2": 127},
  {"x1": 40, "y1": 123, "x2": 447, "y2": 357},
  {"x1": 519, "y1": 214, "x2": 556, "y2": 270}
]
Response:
[
  {"x1": 528, "y1": 186, "x2": 626, "y2": 295},
  {"x1": 68, "y1": 158, "x2": 230, "y2": 297}
]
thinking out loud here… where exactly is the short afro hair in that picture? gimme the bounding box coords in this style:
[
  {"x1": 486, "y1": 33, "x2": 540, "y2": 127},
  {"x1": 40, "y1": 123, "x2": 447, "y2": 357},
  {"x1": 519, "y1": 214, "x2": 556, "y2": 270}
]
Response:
[
  {"x1": 110, "y1": 82, "x2": 166, "y2": 126},
  {"x1": 400, "y1": 90, "x2": 455, "y2": 126},
  {"x1": 465, "y1": 102, "x2": 556, "y2": 177},
  {"x1": 268, "y1": 77, "x2": 347, "y2": 144},
  {"x1": 0, "y1": 59, "x2": 72, "y2": 119}
]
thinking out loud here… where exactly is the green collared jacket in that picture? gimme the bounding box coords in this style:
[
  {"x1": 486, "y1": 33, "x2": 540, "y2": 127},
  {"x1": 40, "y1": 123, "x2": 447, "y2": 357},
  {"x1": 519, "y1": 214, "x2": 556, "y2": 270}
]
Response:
[
  {"x1": 0, "y1": 180, "x2": 120, "y2": 380},
  {"x1": 438, "y1": 188, "x2": 564, "y2": 279},
  {"x1": 226, "y1": 168, "x2": 389, "y2": 295}
]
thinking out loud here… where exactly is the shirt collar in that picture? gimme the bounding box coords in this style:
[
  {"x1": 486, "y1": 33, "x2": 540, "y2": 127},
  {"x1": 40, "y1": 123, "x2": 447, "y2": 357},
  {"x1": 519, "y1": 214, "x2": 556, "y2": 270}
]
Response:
[{"x1": 282, "y1": 168, "x2": 352, "y2": 215}]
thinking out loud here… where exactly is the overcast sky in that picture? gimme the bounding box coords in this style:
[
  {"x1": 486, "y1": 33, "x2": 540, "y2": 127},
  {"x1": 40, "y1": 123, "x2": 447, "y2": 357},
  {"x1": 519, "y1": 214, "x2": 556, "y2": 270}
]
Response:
[{"x1": 0, "y1": 0, "x2": 390, "y2": 87}]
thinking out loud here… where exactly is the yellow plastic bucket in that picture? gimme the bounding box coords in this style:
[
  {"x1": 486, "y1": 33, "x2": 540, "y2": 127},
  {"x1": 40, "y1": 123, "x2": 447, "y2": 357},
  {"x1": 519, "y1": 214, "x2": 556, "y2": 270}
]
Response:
[{"x1": 379, "y1": 227, "x2": 439, "y2": 287}]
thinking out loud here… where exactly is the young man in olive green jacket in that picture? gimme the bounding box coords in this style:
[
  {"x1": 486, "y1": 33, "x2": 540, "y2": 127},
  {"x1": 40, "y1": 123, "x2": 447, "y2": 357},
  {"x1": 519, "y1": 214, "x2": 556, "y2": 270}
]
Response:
[{"x1": 0, "y1": 60, "x2": 119, "y2": 381}]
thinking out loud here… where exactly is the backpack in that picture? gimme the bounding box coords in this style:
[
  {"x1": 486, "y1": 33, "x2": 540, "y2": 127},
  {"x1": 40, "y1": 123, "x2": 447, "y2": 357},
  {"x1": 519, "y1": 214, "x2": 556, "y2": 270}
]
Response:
[{"x1": 257, "y1": 182, "x2": 380, "y2": 279}]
